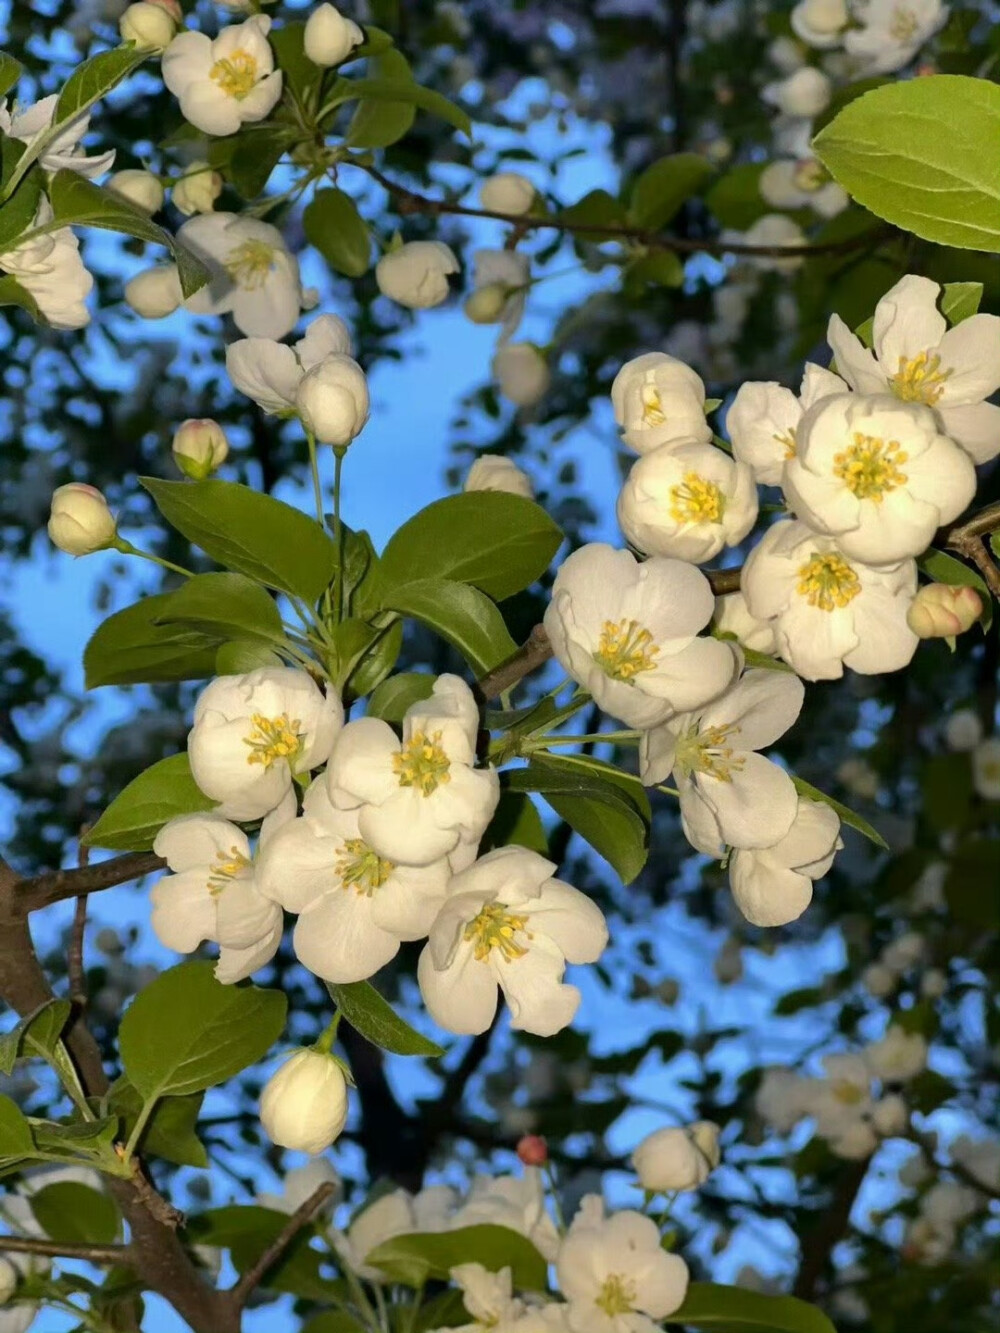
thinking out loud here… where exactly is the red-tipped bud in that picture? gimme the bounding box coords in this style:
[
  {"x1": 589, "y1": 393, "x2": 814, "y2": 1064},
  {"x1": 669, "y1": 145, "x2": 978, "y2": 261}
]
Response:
[{"x1": 517, "y1": 1134, "x2": 548, "y2": 1167}]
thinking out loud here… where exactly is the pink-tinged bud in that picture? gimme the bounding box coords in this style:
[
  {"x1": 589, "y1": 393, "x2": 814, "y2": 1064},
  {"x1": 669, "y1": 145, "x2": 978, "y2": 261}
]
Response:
[
  {"x1": 48, "y1": 483, "x2": 117, "y2": 555},
  {"x1": 149, "y1": 0, "x2": 182, "y2": 18},
  {"x1": 517, "y1": 1135, "x2": 548, "y2": 1167},
  {"x1": 172, "y1": 418, "x2": 229, "y2": 479},
  {"x1": 907, "y1": 583, "x2": 983, "y2": 639}
]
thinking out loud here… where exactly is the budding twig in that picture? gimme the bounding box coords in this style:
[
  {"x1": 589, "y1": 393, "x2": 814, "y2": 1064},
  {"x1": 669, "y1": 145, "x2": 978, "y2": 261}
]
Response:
[
  {"x1": 229, "y1": 1181, "x2": 338, "y2": 1309},
  {"x1": 0, "y1": 1235, "x2": 130, "y2": 1264}
]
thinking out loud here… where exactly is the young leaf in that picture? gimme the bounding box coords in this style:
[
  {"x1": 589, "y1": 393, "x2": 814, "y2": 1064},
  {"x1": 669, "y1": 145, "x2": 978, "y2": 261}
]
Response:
[
  {"x1": 791, "y1": 776, "x2": 889, "y2": 851},
  {"x1": 334, "y1": 76, "x2": 471, "y2": 139},
  {"x1": 366, "y1": 671, "x2": 436, "y2": 722},
  {"x1": 0, "y1": 1094, "x2": 35, "y2": 1163},
  {"x1": 0, "y1": 161, "x2": 43, "y2": 252},
  {"x1": 674, "y1": 1282, "x2": 836, "y2": 1333},
  {"x1": 303, "y1": 189, "x2": 371, "y2": 277},
  {"x1": 628, "y1": 152, "x2": 713, "y2": 230},
  {"x1": 55, "y1": 43, "x2": 148, "y2": 122},
  {"x1": 381, "y1": 577, "x2": 518, "y2": 674},
  {"x1": 0, "y1": 1000, "x2": 71, "y2": 1075},
  {"x1": 0, "y1": 274, "x2": 41, "y2": 320},
  {"x1": 84, "y1": 593, "x2": 223, "y2": 689},
  {"x1": 106, "y1": 1079, "x2": 208, "y2": 1168},
  {"x1": 345, "y1": 49, "x2": 416, "y2": 148},
  {"x1": 940, "y1": 280, "x2": 983, "y2": 325},
  {"x1": 119, "y1": 961, "x2": 288, "y2": 1100},
  {"x1": 326, "y1": 981, "x2": 444, "y2": 1058},
  {"x1": 0, "y1": 51, "x2": 23, "y2": 100},
  {"x1": 363, "y1": 1225, "x2": 547, "y2": 1291},
  {"x1": 83, "y1": 752, "x2": 216, "y2": 852},
  {"x1": 30, "y1": 1182, "x2": 120, "y2": 1246},
  {"x1": 153, "y1": 572, "x2": 286, "y2": 646}
]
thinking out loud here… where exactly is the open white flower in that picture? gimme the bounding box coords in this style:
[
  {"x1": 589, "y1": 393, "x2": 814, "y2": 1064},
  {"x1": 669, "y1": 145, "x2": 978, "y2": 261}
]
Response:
[
  {"x1": 255, "y1": 776, "x2": 450, "y2": 983},
  {"x1": 543, "y1": 544, "x2": 739, "y2": 729},
  {"x1": 828, "y1": 275, "x2": 1000, "y2": 462},
  {"x1": 725, "y1": 214, "x2": 806, "y2": 273},
  {"x1": 188, "y1": 667, "x2": 343, "y2": 821},
  {"x1": 790, "y1": 0, "x2": 849, "y2": 47},
  {"x1": 151, "y1": 795, "x2": 293, "y2": 983},
  {"x1": 162, "y1": 14, "x2": 282, "y2": 136},
  {"x1": 334, "y1": 1187, "x2": 456, "y2": 1281},
  {"x1": 784, "y1": 392, "x2": 976, "y2": 564},
  {"x1": 226, "y1": 314, "x2": 354, "y2": 415},
  {"x1": 326, "y1": 674, "x2": 498, "y2": 866},
  {"x1": 0, "y1": 94, "x2": 115, "y2": 177},
  {"x1": 759, "y1": 158, "x2": 848, "y2": 218},
  {"x1": 727, "y1": 363, "x2": 845, "y2": 486},
  {"x1": 556, "y1": 1198, "x2": 690, "y2": 1332},
  {"x1": 376, "y1": 241, "x2": 459, "y2": 309},
  {"x1": 729, "y1": 797, "x2": 842, "y2": 926},
  {"x1": 450, "y1": 1170, "x2": 560, "y2": 1262},
  {"x1": 447, "y1": 1264, "x2": 531, "y2": 1333},
  {"x1": 610, "y1": 352, "x2": 712, "y2": 453},
  {"x1": 713, "y1": 591, "x2": 778, "y2": 656},
  {"x1": 178, "y1": 213, "x2": 309, "y2": 339},
  {"x1": 640, "y1": 669, "x2": 804, "y2": 853},
  {"x1": 755, "y1": 1067, "x2": 814, "y2": 1134},
  {"x1": 417, "y1": 846, "x2": 608, "y2": 1038},
  {"x1": 808, "y1": 1053, "x2": 876, "y2": 1155},
  {"x1": 617, "y1": 442, "x2": 758, "y2": 564},
  {"x1": 762, "y1": 66, "x2": 832, "y2": 118},
  {"x1": 0, "y1": 200, "x2": 93, "y2": 329},
  {"x1": 864, "y1": 1027, "x2": 927, "y2": 1082},
  {"x1": 844, "y1": 0, "x2": 947, "y2": 72},
  {"x1": 741, "y1": 519, "x2": 918, "y2": 680}
]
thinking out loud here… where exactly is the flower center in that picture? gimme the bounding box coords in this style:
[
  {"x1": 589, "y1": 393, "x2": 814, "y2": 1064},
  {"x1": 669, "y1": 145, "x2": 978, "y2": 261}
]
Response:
[
  {"x1": 463, "y1": 902, "x2": 530, "y2": 963},
  {"x1": 889, "y1": 5, "x2": 919, "y2": 40},
  {"x1": 225, "y1": 239, "x2": 277, "y2": 290},
  {"x1": 593, "y1": 618, "x2": 659, "y2": 683},
  {"x1": 335, "y1": 837, "x2": 394, "y2": 896},
  {"x1": 393, "y1": 730, "x2": 451, "y2": 796},
  {"x1": 832, "y1": 1078, "x2": 866, "y2": 1106},
  {"x1": 676, "y1": 721, "x2": 746, "y2": 783},
  {"x1": 595, "y1": 1274, "x2": 637, "y2": 1317},
  {"x1": 243, "y1": 713, "x2": 303, "y2": 770},
  {"x1": 832, "y1": 432, "x2": 908, "y2": 501},
  {"x1": 209, "y1": 49, "x2": 260, "y2": 100},
  {"x1": 207, "y1": 845, "x2": 252, "y2": 897},
  {"x1": 669, "y1": 471, "x2": 725, "y2": 524},
  {"x1": 796, "y1": 553, "x2": 861, "y2": 612},
  {"x1": 889, "y1": 350, "x2": 951, "y2": 406},
  {"x1": 640, "y1": 383, "x2": 666, "y2": 426},
  {"x1": 774, "y1": 426, "x2": 798, "y2": 459},
  {"x1": 793, "y1": 159, "x2": 826, "y2": 192}
]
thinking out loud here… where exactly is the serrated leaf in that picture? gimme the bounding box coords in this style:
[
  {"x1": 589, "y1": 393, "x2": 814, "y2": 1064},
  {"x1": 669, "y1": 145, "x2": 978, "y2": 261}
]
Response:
[
  {"x1": 791, "y1": 776, "x2": 889, "y2": 851},
  {"x1": 30, "y1": 1182, "x2": 120, "y2": 1246},
  {"x1": 153, "y1": 572, "x2": 286, "y2": 646},
  {"x1": 326, "y1": 981, "x2": 444, "y2": 1058},
  {"x1": 83, "y1": 753, "x2": 216, "y2": 852},
  {"x1": 382, "y1": 577, "x2": 517, "y2": 674},
  {"x1": 55, "y1": 43, "x2": 148, "y2": 122},
  {"x1": 84, "y1": 593, "x2": 222, "y2": 689},
  {"x1": 303, "y1": 188, "x2": 371, "y2": 277},
  {"x1": 674, "y1": 1282, "x2": 836, "y2": 1333},
  {"x1": 364, "y1": 1225, "x2": 547, "y2": 1291}
]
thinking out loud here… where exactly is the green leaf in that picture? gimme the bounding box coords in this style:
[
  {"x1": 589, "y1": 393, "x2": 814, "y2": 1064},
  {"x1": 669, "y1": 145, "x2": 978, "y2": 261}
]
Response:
[
  {"x1": 30, "y1": 1183, "x2": 120, "y2": 1246},
  {"x1": 141, "y1": 478, "x2": 339, "y2": 604},
  {"x1": 479, "y1": 791, "x2": 548, "y2": 855},
  {"x1": 527, "y1": 751, "x2": 652, "y2": 819},
  {"x1": 624, "y1": 250, "x2": 685, "y2": 292},
  {"x1": 382, "y1": 578, "x2": 517, "y2": 674},
  {"x1": 106, "y1": 1079, "x2": 207, "y2": 1168},
  {"x1": 0, "y1": 274, "x2": 41, "y2": 320},
  {"x1": 545, "y1": 789, "x2": 648, "y2": 884},
  {"x1": 813, "y1": 75, "x2": 1000, "y2": 252},
  {"x1": 326, "y1": 981, "x2": 444, "y2": 1058},
  {"x1": 268, "y1": 22, "x2": 322, "y2": 105},
  {"x1": 705, "y1": 163, "x2": 768, "y2": 229},
  {"x1": 303, "y1": 188, "x2": 371, "y2": 278},
  {"x1": 0, "y1": 51, "x2": 23, "y2": 99},
  {"x1": 557, "y1": 188, "x2": 628, "y2": 240},
  {"x1": 31, "y1": 1116, "x2": 119, "y2": 1162},
  {"x1": 918, "y1": 547, "x2": 992, "y2": 629},
  {"x1": 119, "y1": 961, "x2": 288, "y2": 1100},
  {"x1": 188, "y1": 1205, "x2": 338, "y2": 1300},
  {"x1": 791, "y1": 776, "x2": 889, "y2": 851},
  {"x1": 83, "y1": 593, "x2": 222, "y2": 689},
  {"x1": 940, "y1": 280, "x2": 982, "y2": 325},
  {"x1": 674, "y1": 1282, "x2": 836, "y2": 1333},
  {"x1": 345, "y1": 49, "x2": 416, "y2": 148},
  {"x1": 0, "y1": 1093, "x2": 34, "y2": 1163},
  {"x1": 628, "y1": 152, "x2": 713, "y2": 229},
  {"x1": 55, "y1": 43, "x2": 148, "y2": 122},
  {"x1": 0, "y1": 161, "x2": 43, "y2": 252},
  {"x1": 153, "y1": 573, "x2": 286, "y2": 646},
  {"x1": 379, "y1": 492, "x2": 563, "y2": 602},
  {"x1": 334, "y1": 76, "x2": 471, "y2": 138},
  {"x1": 0, "y1": 1000, "x2": 71, "y2": 1075},
  {"x1": 364, "y1": 1225, "x2": 547, "y2": 1291},
  {"x1": 303, "y1": 1313, "x2": 370, "y2": 1333},
  {"x1": 366, "y1": 671, "x2": 436, "y2": 722},
  {"x1": 216, "y1": 640, "x2": 285, "y2": 674},
  {"x1": 83, "y1": 752, "x2": 215, "y2": 852}
]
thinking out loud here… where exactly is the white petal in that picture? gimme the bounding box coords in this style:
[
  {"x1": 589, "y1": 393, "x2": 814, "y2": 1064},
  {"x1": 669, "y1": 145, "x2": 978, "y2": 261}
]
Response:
[
  {"x1": 225, "y1": 339, "x2": 301, "y2": 413},
  {"x1": 417, "y1": 942, "x2": 499, "y2": 1035},
  {"x1": 826, "y1": 314, "x2": 887, "y2": 393},
  {"x1": 293, "y1": 893, "x2": 400, "y2": 983},
  {"x1": 215, "y1": 919, "x2": 282, "y2": 983}
]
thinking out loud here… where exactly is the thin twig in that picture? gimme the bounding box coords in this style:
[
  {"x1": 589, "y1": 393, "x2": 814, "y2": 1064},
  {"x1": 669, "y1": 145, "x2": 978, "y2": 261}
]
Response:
[
  {"x1": 909, "y1": 1123, "x2": 1000, "y2": 1202},
  {"x1": 229, "y1": 1181, "x2": 338, "y2": 1309},
  {"x1": 67, "y1": 835, "x2": 90, "y2": 1008},
  {"x1": 0, "y1": 1235, "x2": 130, "y2": 1263},
  {"x1": 18, "y1": 851, "x2": 165, "y2": 913},
  {"x1": 943, "y1": 500, "x2": 1000, "y2": 600}
]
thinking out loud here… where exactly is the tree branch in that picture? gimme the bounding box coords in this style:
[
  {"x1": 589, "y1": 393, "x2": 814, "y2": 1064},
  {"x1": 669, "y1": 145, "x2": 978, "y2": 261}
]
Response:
[
  {"x1": 0, "y1": 1235, "x2": 129, "y2": 1264},
  {"x1": 792, "y1": 1159, "x2": 868, "y2": 1299},
  {"x1": 943, "y1": 500, "x2": 1000, "y2": 600},
  {"x1": 909, "y1": 1124, "x2": 1000, "y2": 1202},
  {"x1": 17, "y1": 851, "x2": 164, "y2": 913},
  {"x1": 229, "y1": 1181, "x2": 337, "y2": 1310}
]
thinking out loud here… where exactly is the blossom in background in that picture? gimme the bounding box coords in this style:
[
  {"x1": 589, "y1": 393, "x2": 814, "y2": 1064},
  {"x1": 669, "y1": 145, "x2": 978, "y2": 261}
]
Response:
[
  {"x1": 0, "y1": 95, "x2": 115, "y2": 177},
  {"x1": 171, "y1": 161, "x2": 224, "y2": 216},
  {"x1": 827, "y1": 275, "x2": 1000, "y2": 462},
  {"x1": 119, "y1": 1, "x2": 179, "y2": 50},
  {"x1": 790, "y1": 0, "x2": 849, "y2": 47},
  {"x1": 334, "y1": 1185, "x2": 457, "y2": 1281},
  {"x1": 446, "y1": 1263, "x2": 533, "y2": 1333},
  {"x1": 727, "y1": 363, "x2": 845, "y2": 487},
  {"x1": 729, "y1": 797, "x2": 842, "y2": 926},
  {"x1": 376, "y1": 240, "x2": 460, "y2": 309},
  {"x1": 725, "y1": 213, "x2": 807, "y2": 273},
  {"x1": 162, "y1": 14, "x2": 282, "y2": 136},
  {"x1": 451, "y1": 1170, "x2": 560, "y2": 1262},
  {"x1": 464, "y1": 455, "x2": 535, "y2": 498},
  {"x1": 108, "y1": 169, "x2": 164, "y2": 214},
  {"x1": 480, "y1": 172, "x2": 537, "y2": 215},
  {"x1": 188, "y1": 667, "x2": 343, "y2": 821},
  {"x1": 611, "y1": 352, "x2": 713, "y2": 452},
  {"x1": 844, "y1": 0, "x2": 948, "y2": 73},
  {"x1": 226, "y1": 313, "x2": 354, "y2": 414},
  {"x1": 632, "y1": 1122, "x2": 721, "y2": 1193},
  {"x1": 492, "y1": 343, "x2": 551, "y2": 407},
  {"x1": 417, "y1": 846, "x2": 608, "y2": 1037},
  {"x1": 123, "y1": 265, "x2": 184, "y2": 320},
  {"x1": 972, "y1": 736, "x2": 1000, "y2": 800},
  {"x1": 466, "y1": 249, "x2": 531, "y2": 340},
  {"x1": 761, "y1": 67, "x2": 833, "y2": 118},
  {"x1": 864, "y1": 1026, "x2": 928, "y2": 1082},
  {"x1": 257, "y1": 1158, "x2": 341, "y2": 1215},
  {"x1": 543, "y1": 543, "x2": 739, "y2": 729},
  {"x1": 741, "y1": 519, "x2": 919, "y2": 679},
  {"x1": 639, "y1": 669, "x2": 805, "y2": 854},
  {"x1": 759, "y1": 158, "x2": 848, "y2": 218},
  {"x1": 0, "y1": 200, "x2": 93, "y2": 329}
]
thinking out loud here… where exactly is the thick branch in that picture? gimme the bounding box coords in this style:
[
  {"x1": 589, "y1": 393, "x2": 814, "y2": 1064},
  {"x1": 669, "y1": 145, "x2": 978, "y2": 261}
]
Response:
[
  {"x1": 792, "y1": 1159, "x2": 868, "y2": 1300},
  {"x1": 943, "y1": 500, "x2": 1000, "y2": 600},
  {"x1": 0, "y1": 1235, "x2": 129, "y2": 1263},
  {"x1": 18, "y1": 851, "x2": 164, "y2": 913},
  {"x1": 229, "y1": 1182, "x2": 337, "y2": 1310}
]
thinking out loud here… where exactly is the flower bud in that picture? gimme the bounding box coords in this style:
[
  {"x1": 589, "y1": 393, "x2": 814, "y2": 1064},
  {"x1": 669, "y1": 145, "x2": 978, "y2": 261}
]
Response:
[
  {"x1": 48, "y1": 483, "x2": 117, "y2": 556},
  {"x1": 972, "y1": 736, "x2": 1000, "y2": 801},
  {"x1": 295, "y1": 355, "x2": 370, "y2": 447},
  {"x1": 907, "y1": 583, "x2": 982, "y2": 638},
  {"x1": 492, "y1": 342, "x2": 550, "y2": 407},
  {"x1": 109, "y1": 169, "x2": 165, "y2": 215},
  {"x1": 464, "y1": 454, "x2": 534, "y2": 499},
  {"x1": 0, "y1": 1257, "x2": 17, "y2": 1304},
  {"x1": 119, "y1": 0, "x2": 178, "y2": 49},
  {"x1": 861, "y1": 962, "x2": 897, "y2": 998},
  {"x1": 172, "y1": 162, "x2": 223, "y2": 216},
  {"x1": 259, "y1": 1049, "x2": 349, "y2": 1153},
  {"x1": 516, "y1": 1134, "x2": 548, "y2": 1167},
  {"x1": 124, "y1": 265, "x2": 183, "y2": 319},
  {"x1": 944, "y1": 708, "x2": 982, "y2": 752},
  {"x1": 633, "y1": 1121, "x2": 721, "y2": 1193},
  {"x1": 480, "y1": 172, "x2": 537, "y2": 216},
  {"x1": 304, "y1": 3, "x2": 364, "y2": 66},
  {"x1": 172, "y1": 418, "x2": 229, "y2": 479},
  {"x1": 375, "y1": 241, "x2": 459, "y2": 309},
  {"x1": 463, "y1": 284, "x2": 509, "y2": 323}
]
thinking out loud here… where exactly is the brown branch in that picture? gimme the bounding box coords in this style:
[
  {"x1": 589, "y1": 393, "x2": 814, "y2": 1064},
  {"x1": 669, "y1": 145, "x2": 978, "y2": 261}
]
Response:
[
  {"x1": 18, "y1": 851, "x2": 165, "y2": 913},
  {"x1": 792, "y1": 1159, "x2": 869, "y2": 1300},
  {"x1": 943, "y1": 500, "x2": 1000, "y2": 600},
  {"x1": 67, "y1": 894, "x2": 88, "y2": 1008},
  {"x1": 229, "y1": 1181, "x2": 338, "y2": 1310},
  {"x1": 359, "y1": 163, "x2": 890, "y2": 260},
  {"x1": 0, "y1": 1235, "x2": 129, "y2": 1263}
]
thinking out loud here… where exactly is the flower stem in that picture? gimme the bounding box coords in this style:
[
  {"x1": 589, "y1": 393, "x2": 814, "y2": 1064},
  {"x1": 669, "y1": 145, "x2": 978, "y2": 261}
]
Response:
[
  {"x1": 313, "y1": 1012, "x2": 342, "y2": 1054},
  {"x1": 113, "y1": 537, "x2": 192, "y2": 579},
  {"x1": 305, "y1": 427, "x2": 325, "y2": 526},
  {"x1": 333, "y1": 445, "x2": 346, "y2": 624},
  {"x1": 529, "y1": 729, "x2": 641, "y2": 748}
]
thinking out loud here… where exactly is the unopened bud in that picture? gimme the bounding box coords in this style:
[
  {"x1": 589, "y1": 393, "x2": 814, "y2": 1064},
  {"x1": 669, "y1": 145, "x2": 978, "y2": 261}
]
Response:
[
  {"x1": 48, "y1": 484, "x2": 117, "y2": 556},
  {"x1": 304, "y1": 3, "x2": 364, "y2": 66},
  {"x1": 907, "y1": 583, "x2": 982, "y2": 639},
  {"x1": 259, "y1": 1049, "x2": 349, "y2": 1153},
  {"x1": 295, "y1": 355, "x2": 370, "y2": 447},
  {"x1": 172, "y1": 162, "x2": 223, "y2": 217},
  {"x1": 172, "y1": 418, "x2": 229, "y2": 479},
  {"x1": 119, "y1": 0, "x2": 178, "y2": 49},
  {"x1": 109, "y1": 169, "x2": 164, "y2": 215},
  {"x1": 516, "y1": 1134, "x2": 548, "y2": 1167},
  {"x1": 480, "y1": 172, "x2": 537, "y2": 216},
  {"x1": 124, "y1": 265, "x2": 183, "y2": 319},
  {"x1": 463, "y1": 284, "x2": 509, "y2": 323}
]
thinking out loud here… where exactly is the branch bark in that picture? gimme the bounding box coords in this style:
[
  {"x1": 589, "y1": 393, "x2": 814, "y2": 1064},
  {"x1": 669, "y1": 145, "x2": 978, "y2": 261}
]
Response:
[
  {"x1": 792, "y1": 1159, "x2": 868, "y2": 1300},
  {"x1": 229, "y1": 1181, "x2": 337, "y2": 1309},
  {"x1": 0, "y1": 1235, "x2": 129, "y2": 1263},
  {"x1": 18, "y1": 851, "x2": 164, "y2": 913},
  {"x1": 943, "y1": 500, "x2": 1000, "y2": 600}
]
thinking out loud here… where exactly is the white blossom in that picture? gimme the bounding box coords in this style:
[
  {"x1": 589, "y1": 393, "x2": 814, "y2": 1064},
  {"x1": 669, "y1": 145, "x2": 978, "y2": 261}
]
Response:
[
  {"x1": 759, "y1": 158, "x2": 848, "y2": 218},
  {"x1": 844, "y1": 0, "x2": 948, "y2": 73},
  {"x1": 304, "y1": 4, "x2": 364, "y2": 66},
  {"x1": 610, "y1": 352, "x2": 712, "y2": 453},
  {"x1": 120, "y1": 1, "x2": 178, "y2": 49},
  {"x1": 0, "y1": 201, "x2": 93, "y2": 329},
  {"x1": 944, "y1": 708, "x2": 982, "y2": 752},
  {"x1": 376, "y1": 241, "x2": 459, "y2": 309},
  {"x1": 726, "y1": 363, "x2": 845, "y2": 486},
  {"x1": 632, "y1": 1122, "x2": 721, "y2": 1193},
  {"x1": 543, "y1": 544, "x2": 739, "y2": 729},
  {"x1": 47, "y1": 483, "x2": 117, "y2": 555},
  {"x1": 188, "y1": 667, "x2": 344, "y2": 821},
  {"x1": 226, "y1": 313, "x2": 354, "y2": 414},
  {"x1": 972, "y1": 736, "x2": 1000, "y2": 800},
  {"x1": 480, "y1": 172, "x2": 537, "y2": 215},
  {"x1": 864, "y1": 1027, "x2": 928, "y2": 1082},
  {"x1": 729, "y1": 797, "x2": 842, "y2": 926},
  {"x1": 725, "y1": 214, "x2": 806, "y2": 273},
  {"x1": 871, "y1": 1092, "x2": 909, "y2": 1138},
  {"x1": 951, "y1": 1135, "x2": 1000, "y2": 1191},
  {"x1": 172, "y1": 418, "x2": 229, "y2": 479},
  {"x1": 465, "y1": 455, "x2": 534, "y2": 498},
  {"x1": 762, "y1": 66, "x2": 832, "y2": 117},
  {"x1": 713, "y1": 592, "x2": 778, "y2": 656},
  {"x1": 108, "y1": 169, "x2": 164, "y2": 214},
  {"x1": 123, "y1": 265, "x2": 183, "y2": 320},
  {"x1": 741, "y1": 519, "x2": 918, "y2": 680},
  {"x1": 861, "y1": 961, "x2": 897, "y2": 998},
  {"x1": 827, "y1": 274, "x2": 1000, "y2": 462},
  {"x1": 295, "y1": 355, "x2": 370, "y2": 446},
  {"x1": 493, "y1": 343, "x2": 551, "y2": 406},
  {"x1": 335, "y1": 1187, "x2": 456, "y2": 1281},
  {"x1": 880, "y1": 931, "x2": 924, "y2": 972},
  {"x1": 617, "y1": 442, "x2": 758, "y2": 564},
  {"x1": 451, "y1": 1171, "x2": 560, "y2": 1262},
  {"x1": 467, "y1": 249, "x2": 530, "y2": 341},
  {"x1": 755, "y1": 1067, "x2": 814, "y2": 1133},
  {"x1": 259, "y1": 1049, "x2": 349, "y2": 1153},
  {"x1": 790, "y1": 0, "x2": 849, "y2": 46},
  {"x1": 445, "y1": 1263, "x2": 532, "y2": 1333},
  {"x1": 0, "y1": 95, "x2": 115, "y2": 177},
  {"x1": 162, "y1": 15, "x2": 282, "y2": 136},
  {"x1": 417, "y1": 846, "x2": 608, "y2": 1038}
]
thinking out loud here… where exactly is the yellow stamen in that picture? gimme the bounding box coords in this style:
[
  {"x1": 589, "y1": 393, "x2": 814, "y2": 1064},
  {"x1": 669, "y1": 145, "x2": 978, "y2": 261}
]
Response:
[
  {"x1": 335, "y1": 837, "x2": 394, "y2": 896},
  {"x1": 207, "y1": 845, "x2": 251, "y2": 897},
  {"x1": 640, "y1": 383, "x2": 665, "y2": 426},
  {"x1": 833, "y1": 431, "x2": 908, "y2": 501},
  {"x1": 889, "y1": 350, "x2": 951, "y2": 406},
  {"x1": 393, "y1": 730, "x2": 451, "y2": 796},
  {"x1": 243, "y1": 713, "x2": 303, "y2": 769},
  {"x1": 595, "y1": 1274, "x2": 637, "y2": 1317},
  {"x1": 225, "y1": 239, "x2": 278, "y2": 291},
  {"x1": 463, "y1": 902, "x2": 530, "y2": 963},
  {"x1": 209, "y1": 49, "x2": 260, "y2": 100},
  {"x1": 796, "y1": 553, "x2": 861, "y2": 612},
  {"x1": 593, "y1": 619, "x2": 659, "y2": 683},
  {"x1": 669, "y1": 471, "x2": 725, "y2": 525},
  {"x1": 889, "y1": 5, "x2": 919, "y2": 40},
  {"x1": 775, "y1": 427, "x2": 798, "y2": 459},
  {"x1": 676, "y1": 721, "x2": 746, "y2": 783},
  {"x1": 832, "y1": 1079, "x2": 865, "y2": 1106},
  {"x1": 792, "y1": 159, "x2": 826, "y2": 192}
]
